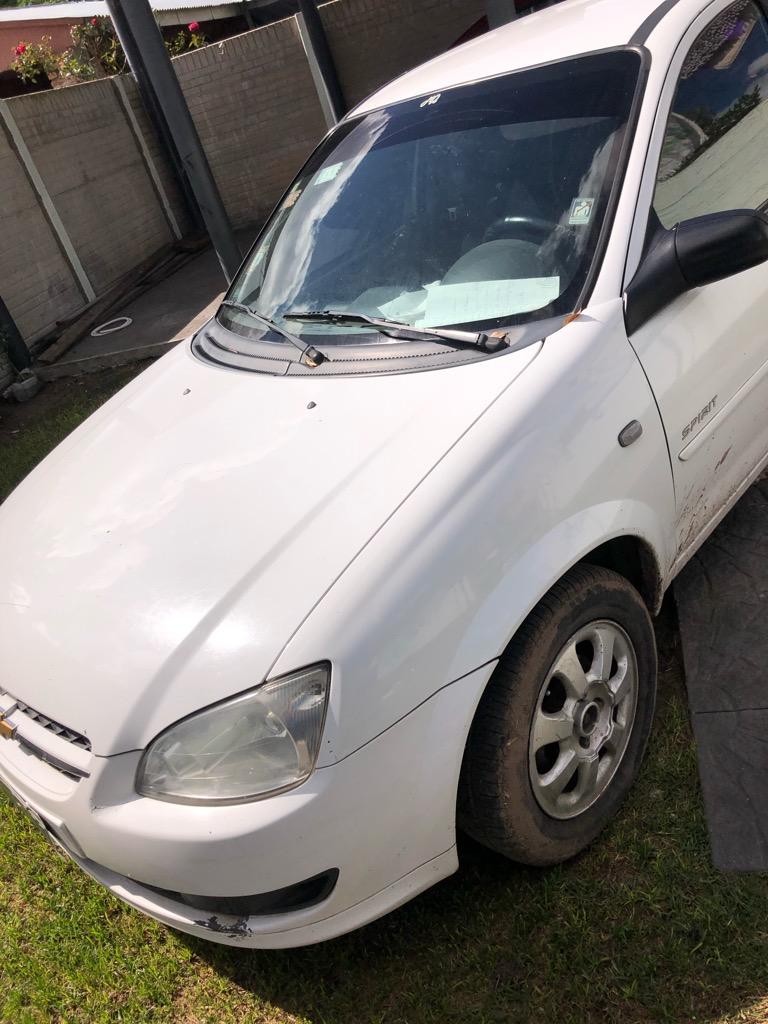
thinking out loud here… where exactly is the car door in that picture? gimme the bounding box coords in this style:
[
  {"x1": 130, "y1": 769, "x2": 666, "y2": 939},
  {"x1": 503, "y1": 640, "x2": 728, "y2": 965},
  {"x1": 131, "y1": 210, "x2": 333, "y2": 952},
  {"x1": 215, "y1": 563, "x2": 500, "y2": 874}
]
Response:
[{"x1": 625, "y1": 0, "x2": 768, "y2": 564}]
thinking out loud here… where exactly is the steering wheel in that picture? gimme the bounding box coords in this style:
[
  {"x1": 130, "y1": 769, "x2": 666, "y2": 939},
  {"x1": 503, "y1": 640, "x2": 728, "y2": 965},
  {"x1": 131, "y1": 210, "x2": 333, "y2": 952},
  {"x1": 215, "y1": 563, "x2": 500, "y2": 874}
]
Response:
[{"x1": 481, "y1": 215, "x2": 559, "y2": 245}]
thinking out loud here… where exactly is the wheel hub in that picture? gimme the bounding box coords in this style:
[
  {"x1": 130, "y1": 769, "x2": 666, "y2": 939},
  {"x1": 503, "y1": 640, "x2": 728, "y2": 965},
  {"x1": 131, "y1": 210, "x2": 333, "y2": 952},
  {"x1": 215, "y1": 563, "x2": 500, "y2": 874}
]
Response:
[
  {"x1": 528, "y1": 620, "x2": 639, "y2": 820},
  {"x1": 576, "y1": 700, "x2": 601, "y2": 737}
]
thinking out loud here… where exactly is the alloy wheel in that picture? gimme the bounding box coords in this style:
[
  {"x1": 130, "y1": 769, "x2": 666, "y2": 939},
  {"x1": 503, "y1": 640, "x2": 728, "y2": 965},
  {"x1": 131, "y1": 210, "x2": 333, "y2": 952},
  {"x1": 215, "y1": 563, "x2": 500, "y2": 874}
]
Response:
[{"x1": 528, "y1": 620, "x2": 638, "y2": 819}]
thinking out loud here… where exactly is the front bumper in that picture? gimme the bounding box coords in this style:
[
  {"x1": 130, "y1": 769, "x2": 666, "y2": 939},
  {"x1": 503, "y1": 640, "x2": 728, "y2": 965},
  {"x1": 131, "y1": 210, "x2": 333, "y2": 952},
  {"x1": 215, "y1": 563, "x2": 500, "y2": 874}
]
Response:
[{"x1": 0, "y1": 665, "x2": 491, "y2": 947}]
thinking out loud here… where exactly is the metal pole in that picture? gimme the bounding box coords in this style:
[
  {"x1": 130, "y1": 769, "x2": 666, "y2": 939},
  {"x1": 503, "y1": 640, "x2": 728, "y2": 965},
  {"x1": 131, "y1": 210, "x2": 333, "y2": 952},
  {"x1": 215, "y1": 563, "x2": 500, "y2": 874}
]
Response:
[
  {"x1": 108, "y1": 0, "x2": 202, "y2": 233},
  {"x1": 296, "y1": 0, "x2": 345, "y2": 124},
  {"x1": 486, "y1": 0, "x2": 518, "y2": 28},
  {"x1": 241, "y1": 1, "x2": 256, "y2": 30},
  {"x1": 0, "y1": 296, "x2": 31, "y2": 372},
  {"x1": 105, "y1": 0, "x2": 242, "y2": 282}
]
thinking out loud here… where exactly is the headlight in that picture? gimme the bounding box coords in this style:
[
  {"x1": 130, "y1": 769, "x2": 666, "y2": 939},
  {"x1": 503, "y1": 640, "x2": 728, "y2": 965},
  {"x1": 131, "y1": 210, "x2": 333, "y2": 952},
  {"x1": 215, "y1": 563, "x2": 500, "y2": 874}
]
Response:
[{"x1": 136, "y1": 664, "x2": 330, "y2": 804}]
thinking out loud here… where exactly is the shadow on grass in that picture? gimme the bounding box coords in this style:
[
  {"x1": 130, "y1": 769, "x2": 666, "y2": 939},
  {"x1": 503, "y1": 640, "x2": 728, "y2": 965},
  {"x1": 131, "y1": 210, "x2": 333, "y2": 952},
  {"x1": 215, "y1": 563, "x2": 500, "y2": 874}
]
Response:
[
  {"x1": 7, "y1": 355, "x2": 768, "y2": 1021},
  {"x1": 178, "y1": 604, "x2": 768, "y2": 1024}
]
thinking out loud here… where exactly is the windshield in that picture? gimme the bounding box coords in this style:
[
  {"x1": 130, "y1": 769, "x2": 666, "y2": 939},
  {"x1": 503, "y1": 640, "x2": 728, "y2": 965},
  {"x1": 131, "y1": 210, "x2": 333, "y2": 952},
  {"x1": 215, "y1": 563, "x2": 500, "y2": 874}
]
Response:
[{"x1": 224, "y1": 49, "x2": 641, "y2": 345}]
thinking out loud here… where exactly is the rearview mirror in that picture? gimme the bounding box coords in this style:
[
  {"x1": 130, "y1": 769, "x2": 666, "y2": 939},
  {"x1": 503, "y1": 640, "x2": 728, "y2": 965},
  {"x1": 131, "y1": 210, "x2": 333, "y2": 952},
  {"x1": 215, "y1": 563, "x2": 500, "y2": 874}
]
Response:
[{"x1": 625, "y1": 209, "x2": 768, "y2": 334}]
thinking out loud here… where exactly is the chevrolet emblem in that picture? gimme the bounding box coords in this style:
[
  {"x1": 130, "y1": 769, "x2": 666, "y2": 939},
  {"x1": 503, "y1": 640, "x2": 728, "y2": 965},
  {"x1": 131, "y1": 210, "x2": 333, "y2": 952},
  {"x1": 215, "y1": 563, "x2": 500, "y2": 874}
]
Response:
[{"x1": 0, "y1": 715, "x2": 16, "y2": 740}]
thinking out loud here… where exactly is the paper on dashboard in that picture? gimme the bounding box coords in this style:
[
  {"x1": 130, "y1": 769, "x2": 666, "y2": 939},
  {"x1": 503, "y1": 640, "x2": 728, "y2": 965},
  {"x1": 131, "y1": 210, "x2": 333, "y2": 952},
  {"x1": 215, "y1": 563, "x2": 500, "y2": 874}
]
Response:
[{"x1": 420, "y1": 277, "x2": 560, "y2": 326}]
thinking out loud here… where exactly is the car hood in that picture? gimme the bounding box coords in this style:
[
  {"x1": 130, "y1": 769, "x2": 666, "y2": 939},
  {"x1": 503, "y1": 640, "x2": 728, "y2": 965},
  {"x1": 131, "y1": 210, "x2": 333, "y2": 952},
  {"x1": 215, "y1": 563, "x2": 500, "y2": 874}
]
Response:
[{"x1": 0, "y1": 339, "x2": 541, "y2": 755}]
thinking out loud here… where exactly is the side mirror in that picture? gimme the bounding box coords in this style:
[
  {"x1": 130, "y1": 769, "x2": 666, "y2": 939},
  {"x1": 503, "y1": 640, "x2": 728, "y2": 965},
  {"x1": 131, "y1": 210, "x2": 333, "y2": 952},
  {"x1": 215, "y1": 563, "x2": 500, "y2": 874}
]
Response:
[{"x1": 625, "y1": 209, "x2": 768, "y2": 334}]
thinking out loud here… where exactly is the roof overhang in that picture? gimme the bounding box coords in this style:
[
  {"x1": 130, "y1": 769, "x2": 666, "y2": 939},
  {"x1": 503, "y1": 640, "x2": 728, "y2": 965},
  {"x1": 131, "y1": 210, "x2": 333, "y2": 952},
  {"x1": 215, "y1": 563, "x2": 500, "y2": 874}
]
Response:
[{"x1": 0, "y1": 1, "x2": 270, "y2": 26}]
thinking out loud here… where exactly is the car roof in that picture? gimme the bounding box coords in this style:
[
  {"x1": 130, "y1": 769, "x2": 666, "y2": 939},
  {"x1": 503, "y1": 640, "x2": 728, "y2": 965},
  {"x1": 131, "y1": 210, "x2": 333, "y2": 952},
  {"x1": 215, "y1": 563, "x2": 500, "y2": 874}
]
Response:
[{"x1": 353, "y1": 0, "x2": 706, "y2": 114}]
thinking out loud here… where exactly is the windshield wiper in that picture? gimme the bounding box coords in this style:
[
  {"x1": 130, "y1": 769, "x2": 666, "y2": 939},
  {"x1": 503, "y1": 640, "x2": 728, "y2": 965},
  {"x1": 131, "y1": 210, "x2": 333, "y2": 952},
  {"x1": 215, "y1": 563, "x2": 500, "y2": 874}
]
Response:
[
  {"x1": 283, "y1": 310, "x2": 511, "y2": 353},
  {"x1": 219, "y1": 300, "x2": 327, "y2": 368}
]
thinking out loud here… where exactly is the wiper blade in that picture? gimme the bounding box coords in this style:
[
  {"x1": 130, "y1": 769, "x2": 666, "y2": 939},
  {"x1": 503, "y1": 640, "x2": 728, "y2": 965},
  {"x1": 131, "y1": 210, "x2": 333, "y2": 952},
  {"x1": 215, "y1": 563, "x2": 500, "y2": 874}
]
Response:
[
  {"x1": 219, "y1": 300, "x2": 327, "y2": 367},
  {"x1": 283, "y1": 309, "x2": 510, "y2": 353}
]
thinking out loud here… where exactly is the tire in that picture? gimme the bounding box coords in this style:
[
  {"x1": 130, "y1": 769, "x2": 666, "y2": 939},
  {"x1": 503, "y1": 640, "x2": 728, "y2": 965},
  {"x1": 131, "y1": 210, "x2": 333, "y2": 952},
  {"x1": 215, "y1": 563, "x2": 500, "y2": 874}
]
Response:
[{"x1": 458, "y1": 564, "x2": 657, "y2": 866}]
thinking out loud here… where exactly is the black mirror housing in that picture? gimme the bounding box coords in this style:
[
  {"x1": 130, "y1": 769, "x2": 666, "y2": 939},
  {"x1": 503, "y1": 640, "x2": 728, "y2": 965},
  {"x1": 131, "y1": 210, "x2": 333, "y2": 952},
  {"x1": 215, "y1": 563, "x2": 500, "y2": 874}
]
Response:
[
  {"x1": 625, "y1": 209, "x2": 768, "y2": 334},
  {"x1": 677, "y1": 210, "x2": 768, "y2": 287}
]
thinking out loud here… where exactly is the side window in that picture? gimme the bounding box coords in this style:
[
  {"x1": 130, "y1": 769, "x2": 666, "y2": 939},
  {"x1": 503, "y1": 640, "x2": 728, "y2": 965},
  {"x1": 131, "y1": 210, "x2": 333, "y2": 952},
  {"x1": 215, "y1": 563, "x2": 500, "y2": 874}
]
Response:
[{"x1": 654, "y1": 0, "x2": 768, "y2": 228}]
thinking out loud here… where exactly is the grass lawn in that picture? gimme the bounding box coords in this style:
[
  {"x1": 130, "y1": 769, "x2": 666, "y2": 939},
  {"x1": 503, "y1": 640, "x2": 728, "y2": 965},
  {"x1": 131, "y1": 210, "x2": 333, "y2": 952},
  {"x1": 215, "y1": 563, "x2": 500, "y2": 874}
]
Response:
[
  {"x1": 3, "y1": 367, "x2": 768, "y2": 1023},
  {"x1": 0, "y1": 366, "x2": 146, "y2": 505}
]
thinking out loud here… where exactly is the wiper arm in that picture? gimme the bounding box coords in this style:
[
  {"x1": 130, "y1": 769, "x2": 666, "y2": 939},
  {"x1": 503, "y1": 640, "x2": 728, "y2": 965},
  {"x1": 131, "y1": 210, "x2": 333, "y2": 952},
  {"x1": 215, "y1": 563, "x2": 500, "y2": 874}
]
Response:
[
  {"x1": 219, "y1": 300, "x2": 327, "y2": 367},
  {"x1": 283, "y1": 310, "x2": 510, "y2": 353}
]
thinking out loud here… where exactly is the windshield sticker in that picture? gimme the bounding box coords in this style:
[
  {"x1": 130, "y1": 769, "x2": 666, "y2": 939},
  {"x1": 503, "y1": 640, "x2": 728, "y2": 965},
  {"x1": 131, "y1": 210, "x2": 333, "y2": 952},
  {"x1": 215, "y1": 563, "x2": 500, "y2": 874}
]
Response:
[
  {"x1": 569, "y1": 197, "x2": 596, "y2": 225},
  {"x1": 314, "y1": 162, "x2": 343, "y2": 185}
]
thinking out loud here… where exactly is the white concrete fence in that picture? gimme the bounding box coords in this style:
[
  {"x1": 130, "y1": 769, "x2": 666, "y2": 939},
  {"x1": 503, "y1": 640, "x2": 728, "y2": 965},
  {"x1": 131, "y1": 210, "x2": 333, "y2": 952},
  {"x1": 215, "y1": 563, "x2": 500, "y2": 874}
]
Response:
[{"x1": 0, "y1": 0, "x2": 483, "y2": 388}]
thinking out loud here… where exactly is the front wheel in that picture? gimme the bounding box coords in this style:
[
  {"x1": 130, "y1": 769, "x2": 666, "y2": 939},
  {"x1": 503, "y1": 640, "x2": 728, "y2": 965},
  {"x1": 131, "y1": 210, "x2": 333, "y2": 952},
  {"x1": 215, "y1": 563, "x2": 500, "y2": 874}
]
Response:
[{"x1": 458, "y1": 564, "x2": 657, "y2": 866}]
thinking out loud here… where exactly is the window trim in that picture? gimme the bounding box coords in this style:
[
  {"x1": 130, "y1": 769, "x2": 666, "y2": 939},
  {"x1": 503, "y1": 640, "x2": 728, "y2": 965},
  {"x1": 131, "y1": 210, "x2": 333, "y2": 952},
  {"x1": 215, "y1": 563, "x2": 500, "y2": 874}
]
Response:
[
  {"x1": 654, "y1": 0, "x2": 768, "y2": 228},
  {"x1": 625, "y1": 0, "x2": 768, "y2": 288},
  {"x1": 224, "y1": 45, "x2": 650, "y2": 343}
]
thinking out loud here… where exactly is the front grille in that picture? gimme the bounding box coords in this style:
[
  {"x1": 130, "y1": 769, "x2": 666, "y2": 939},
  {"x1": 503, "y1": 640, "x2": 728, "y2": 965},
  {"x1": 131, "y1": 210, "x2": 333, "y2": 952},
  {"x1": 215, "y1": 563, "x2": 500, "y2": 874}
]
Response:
[
  {"x1": 12, "y1": 733, "x2": 88, "y2": 781},
  {"x1": 13, "y1": 699, "x2": 91, "y2": 752}
]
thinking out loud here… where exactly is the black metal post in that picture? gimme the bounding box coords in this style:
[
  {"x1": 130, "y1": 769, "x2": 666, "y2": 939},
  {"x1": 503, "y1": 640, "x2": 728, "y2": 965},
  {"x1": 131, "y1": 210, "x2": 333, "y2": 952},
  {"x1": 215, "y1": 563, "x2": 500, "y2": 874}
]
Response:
[
  {"x1": 0, "y1": 296, "x2": 31, "y2": 372},
  {"x1": 109, "y1": 1, "x2": 202, "y2": 233},
  {"x1": 296, "y1": 0, "x2": 345, "y2": 123},
  {"x1": 105, "y1": 0, "x2": 242, "y2": 282},
  {"x1": 241, "y1": 0, "x2": 256, "y2": 30},
  {"x1": 486, "y1": 0, "x2": 518, "y2": 28}
]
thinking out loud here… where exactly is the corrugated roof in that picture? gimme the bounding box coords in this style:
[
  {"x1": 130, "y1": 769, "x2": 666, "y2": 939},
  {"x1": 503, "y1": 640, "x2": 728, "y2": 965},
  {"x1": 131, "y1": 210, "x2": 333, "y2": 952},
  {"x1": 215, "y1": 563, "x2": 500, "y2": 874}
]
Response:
[
  {"x1": 0, "y1": 1, "x2": 261, "y2": 23},
  {"x1": 0, "y1": 2, "x2": 104, "y2": 19},
  {"x1": 153, "y1": 0, "x2": 246, "y2": 7}
]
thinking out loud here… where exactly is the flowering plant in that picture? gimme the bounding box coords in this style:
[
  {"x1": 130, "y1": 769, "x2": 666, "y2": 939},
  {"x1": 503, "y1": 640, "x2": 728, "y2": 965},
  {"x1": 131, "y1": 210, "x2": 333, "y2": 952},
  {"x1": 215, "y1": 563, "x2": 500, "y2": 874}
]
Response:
[
  {"x1": 65, "y1": 15, "x2": 126, "y2": 79},
  {"x1": 10, "y1": 36, "x2": 59, "y2": 83},
  {"x1": 166, "y1": 24, "x2": 207, "y2": 57},
  {"x1": 11, "y1": 16, "x2": 208, "y2": 91}
]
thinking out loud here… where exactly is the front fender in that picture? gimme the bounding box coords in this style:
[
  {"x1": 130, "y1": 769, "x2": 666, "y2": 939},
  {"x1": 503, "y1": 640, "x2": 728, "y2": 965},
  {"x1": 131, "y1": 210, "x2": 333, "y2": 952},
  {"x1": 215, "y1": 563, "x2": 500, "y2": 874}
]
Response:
[{"x1": 271, "y1": 301, "x2": 676, "y2": 766}]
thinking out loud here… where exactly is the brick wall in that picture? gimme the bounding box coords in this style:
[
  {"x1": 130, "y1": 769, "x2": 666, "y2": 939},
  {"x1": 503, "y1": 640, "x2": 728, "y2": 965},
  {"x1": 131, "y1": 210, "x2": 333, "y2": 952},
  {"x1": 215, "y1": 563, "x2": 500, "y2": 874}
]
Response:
[
  {"x1": 0, "y1": 0, "x2": 483, "y2": 387},
  {"x1": 174, "y1": 17, "x2": 327, "y2": 228},
  {"x1": 172, "y1": 0, "x2": 485, "y2": 228},
  {"x1": 0, "y1": 77, "x2": 182, "y2": 388},
  {"x1": 7, "y1": 80, "x2": 174, "y2": 296},
  {"x1": 120, "y1": 75, "x2": 192, "y2": 239},
  {"x1": 0, "y1": 119, "x2": 84, "y2": 389},
  {"x1": 322, "y1": 0, "x2": 486, "y2": 108}
]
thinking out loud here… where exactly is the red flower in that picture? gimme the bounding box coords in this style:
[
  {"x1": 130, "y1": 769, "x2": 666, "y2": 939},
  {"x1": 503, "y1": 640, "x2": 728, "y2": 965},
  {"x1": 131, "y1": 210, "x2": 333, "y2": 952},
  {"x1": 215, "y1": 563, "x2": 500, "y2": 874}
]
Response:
[
  {"x1": 188, "y1": 21, "x2": 200, "y2": 31},
  {"x1": 90, "y1": 17, "x2": 98, "y2": 26},
  {"x1": 14, "y1": 43, "x2": 26, "y2": 56}
]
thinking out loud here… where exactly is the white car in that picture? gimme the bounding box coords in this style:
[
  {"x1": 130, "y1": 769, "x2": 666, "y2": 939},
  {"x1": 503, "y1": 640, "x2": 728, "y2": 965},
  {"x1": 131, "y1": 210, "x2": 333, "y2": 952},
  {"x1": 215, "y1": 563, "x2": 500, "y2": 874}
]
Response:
[{"x1": 2, "y1": 0, "x2": 768, "y2": 948}]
